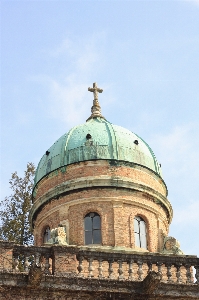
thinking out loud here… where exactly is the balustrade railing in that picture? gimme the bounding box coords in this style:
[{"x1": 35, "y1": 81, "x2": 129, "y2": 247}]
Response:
[
  {"x1": 0, "y1": 242, "x2": 198, "y2": 286},
  {"x1": 12, "y1": 245, "x2": 52, "y2": 274},
  {"x1": 76, "y1": 250, "x2": 199, "y2": 285}
]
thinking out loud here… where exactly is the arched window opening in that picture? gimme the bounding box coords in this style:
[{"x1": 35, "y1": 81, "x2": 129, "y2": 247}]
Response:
[
  {"x1": 134, "y1": 216, "x2": 147, "y2": 249},
  {"x1": 84, "y1": 212, "x2": 101, "y2": 245},
  {"x1": 43, "y1": 226, "x2": 51, "y2": 244}
]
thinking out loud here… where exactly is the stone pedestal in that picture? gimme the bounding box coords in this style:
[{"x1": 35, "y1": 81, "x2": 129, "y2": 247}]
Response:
[
  {"x1": 52, "y1": 246, "x2": 77, "y2": 275},
  {"x1": 0, "y1": 241, "x2": 15, "y2": 271}
]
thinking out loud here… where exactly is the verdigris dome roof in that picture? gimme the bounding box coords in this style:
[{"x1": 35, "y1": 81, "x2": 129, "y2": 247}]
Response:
[
  {"x1": 34, "y1": 82, "x2": 162, "y2": 186},
  {"x1": 34, "y1": 117, "x2": 162, "y2": 186}
]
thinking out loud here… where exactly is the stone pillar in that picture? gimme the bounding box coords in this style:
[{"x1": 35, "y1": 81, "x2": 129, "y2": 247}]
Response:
[
  {"x1": 52, "y1": 246, "x2": 78, "y2": 275},
  {"x1": 113, "y1": 202, "x2": 124, "y2": 247}
]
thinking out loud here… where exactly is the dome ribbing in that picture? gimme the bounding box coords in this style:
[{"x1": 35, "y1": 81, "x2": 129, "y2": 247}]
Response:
[{"x1": 34, "y1": 117, "x2": 162, "y2": 186}]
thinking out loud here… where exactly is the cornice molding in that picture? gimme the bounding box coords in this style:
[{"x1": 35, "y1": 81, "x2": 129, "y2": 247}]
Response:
[{"x1": 30, "y1": 175, "x2": 173, "y2": 227}]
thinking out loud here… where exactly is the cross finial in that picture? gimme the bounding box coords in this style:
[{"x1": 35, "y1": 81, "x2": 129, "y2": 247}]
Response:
[
  {"x1": 87, "y1": 82, "x2": 105, "y2": 121},
  {"x1": 88, "y1": 82, "x2": 103, "y2": 101}
]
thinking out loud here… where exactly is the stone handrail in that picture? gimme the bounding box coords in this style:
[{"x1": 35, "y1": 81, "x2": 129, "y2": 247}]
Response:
[
  {"x1": 0, "y1": 241, "x2": 199, "y2": 285},
  {"x1": 76, "y1": 249, "x2": 199, "y2": 284},
  {"x1": 12, "y1": 245, "x2": 52, "y2": 274}
]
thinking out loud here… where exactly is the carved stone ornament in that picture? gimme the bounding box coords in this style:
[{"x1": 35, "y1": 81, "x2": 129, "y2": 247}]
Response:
[
  {"x1": 47, "y1": 225, "x2": 68, "y2": 245},
  {"x1": 161, "y1": 236, "x2": 184, "y2": 255},
  {"x1": 142, "y1": 271, "x2": 161, "y2": 294},
  {"x1": 28, "y1": 265, "x2": 43, "y2": 286}
]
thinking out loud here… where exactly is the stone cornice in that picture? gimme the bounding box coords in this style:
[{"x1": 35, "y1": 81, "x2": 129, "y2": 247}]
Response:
[
  {"x1": 33, "y1": 159, "x2": 168, "y2": 197},
  {"x1": 30, "y1": 175, "x2": 173, "y2": 227},
  {"x1": 1, "y1": 273, "x2": 199, "y2": 299}
]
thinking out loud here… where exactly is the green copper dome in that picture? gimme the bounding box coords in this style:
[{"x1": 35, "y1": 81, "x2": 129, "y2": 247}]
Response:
[
  {"x1": 34, "y1": 117, "x2": 162, "y2": 186},
  {"x1": 34, "y1": 82, "x2": 162, "y2": 186}
]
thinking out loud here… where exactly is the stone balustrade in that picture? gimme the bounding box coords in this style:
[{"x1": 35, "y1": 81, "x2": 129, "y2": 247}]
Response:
[
  {"x1": 76, "y1": 249, "x2": 199, "y2": 284},
  {"x1": 0, "y1": 241, "x2": 199, "y2": 285},
  {"x1": 12, "y1": 245, "x2": 52, "y2": 274},
  {"x1": 0, "y1": 242, "x2": 52, "y2": 274}
]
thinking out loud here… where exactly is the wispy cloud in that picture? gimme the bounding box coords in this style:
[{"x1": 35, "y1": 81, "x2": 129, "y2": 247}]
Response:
[
  {"x1": 150, "y1": 123, "x2": 199, "y2": 177},
  {"x1": 48, "y1": 78, "x2": 90, "y2": 126},
  {"x1": 31, "y1": 34, "x2": 110, "y2": 127},
  {"x1": 33, "y1": 33, "x2": 116, "y2": 127}
]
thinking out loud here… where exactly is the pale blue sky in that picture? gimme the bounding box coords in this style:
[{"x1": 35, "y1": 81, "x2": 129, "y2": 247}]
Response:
[{"x1": 1, "y1": 0, "x2": 199, "y2": 255}]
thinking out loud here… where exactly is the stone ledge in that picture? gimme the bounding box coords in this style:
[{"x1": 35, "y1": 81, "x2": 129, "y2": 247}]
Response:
[
  {"x1": 0, "y1": 273, "x2": 199, "y2": 299},
  {"x1": 30, "y1": 176, "x2": 173, "y2": 227}
]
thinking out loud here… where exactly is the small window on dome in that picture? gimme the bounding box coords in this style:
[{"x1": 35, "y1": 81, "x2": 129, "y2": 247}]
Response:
[
  {"x1": 43, "y1": 226, "x2": 51, "y2": 244},
  {"x1": 86, "y1": 133, "x2": 92, "y2": 140},
  {"x1": 134, "y1": 216, "x2": 147, "y2": 249},
  {"x1": 84, "y1": 212, "x2": 101, "y2": 245}
]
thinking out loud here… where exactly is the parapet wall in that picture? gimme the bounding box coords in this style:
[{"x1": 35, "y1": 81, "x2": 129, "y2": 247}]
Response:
[{"x1": 0, "y1": 241, "x2": 198, "y2": 300}]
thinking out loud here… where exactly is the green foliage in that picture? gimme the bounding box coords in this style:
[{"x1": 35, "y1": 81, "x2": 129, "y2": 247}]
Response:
[{"x1": 0, "y1": 162, "x2": 35, "y2": 245}]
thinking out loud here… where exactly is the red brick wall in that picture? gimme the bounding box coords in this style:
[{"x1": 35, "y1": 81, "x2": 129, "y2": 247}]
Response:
[
  {"x1": 34, "y1": 188, "x2": 168, "y2": 252},
  {"x1": 33, "y1": 160, "x2": 167, "y2": 201},
  {"x1": 33, "y1": 160, "x2": 170, "y2": 252}
]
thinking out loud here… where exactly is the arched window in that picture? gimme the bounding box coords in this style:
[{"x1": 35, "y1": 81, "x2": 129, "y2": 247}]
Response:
[
  {"x1": 134, "y1": 216, "x2": 147, "y2": 249},
  {"x1": 43, "y1": 226, "x2": 51, "y2": 243},
  {"x1": 84, "y1": 212, "x2": 101, "y2": 245}
]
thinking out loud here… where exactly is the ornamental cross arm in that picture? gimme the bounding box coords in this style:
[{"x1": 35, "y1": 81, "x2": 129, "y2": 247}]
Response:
[{"x1": 88, "y1": 82, "x2": 103, "y2": 101}]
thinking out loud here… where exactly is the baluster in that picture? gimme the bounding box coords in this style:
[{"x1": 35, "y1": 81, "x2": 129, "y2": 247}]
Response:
[
  {"x1": 185, "y1": 264, "x2": 192, "y2": 284},
  {"x1": 24, "y1": 255, "x2": 30, "y2": 272},
  {"x1": 137, "y1": 260, "x2": 143, "y2": 281},
  {"x1": 195, "y1": 265, "x2": 199, "y2": 284},
  {"x1": 98, "y1": 258, "x2": 103, "y2": 279},
  {"x1": 176, "y1": 264, "x2": 182, "y2": 283},
  {"x1": 88, "y1": 257, "x2": 94, "y2": 278},
  {"x1": 166, "y1": 263, "x2": 173, "y2": 283},
  {"x1": 128, "y1": 259, "x2": 134, "y2": 280},
  {"x1": 77, "y1": 256, "x2": 84, "y2": 277},
  {"x1": 157, "y1": 262, "x2": 163, "y2": 280},
  {"x1": 13, "y1": 256, "x2": 19, "y2": 271},
  {"x1": 35, "y1": 252, "x2": 41, "y2": 267},
  {"x1": 147, "y1": 262, "x2": 152, "y2": 274},
  {"x1": 44, "y1": 254, "x2": 51, "y2": 275},
  {"x1": 118, "y1": 260, "x2": 124, "y2": 280},
  {"x1": 108, "y1": 260, "x2": 114, "y2": 279}
]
